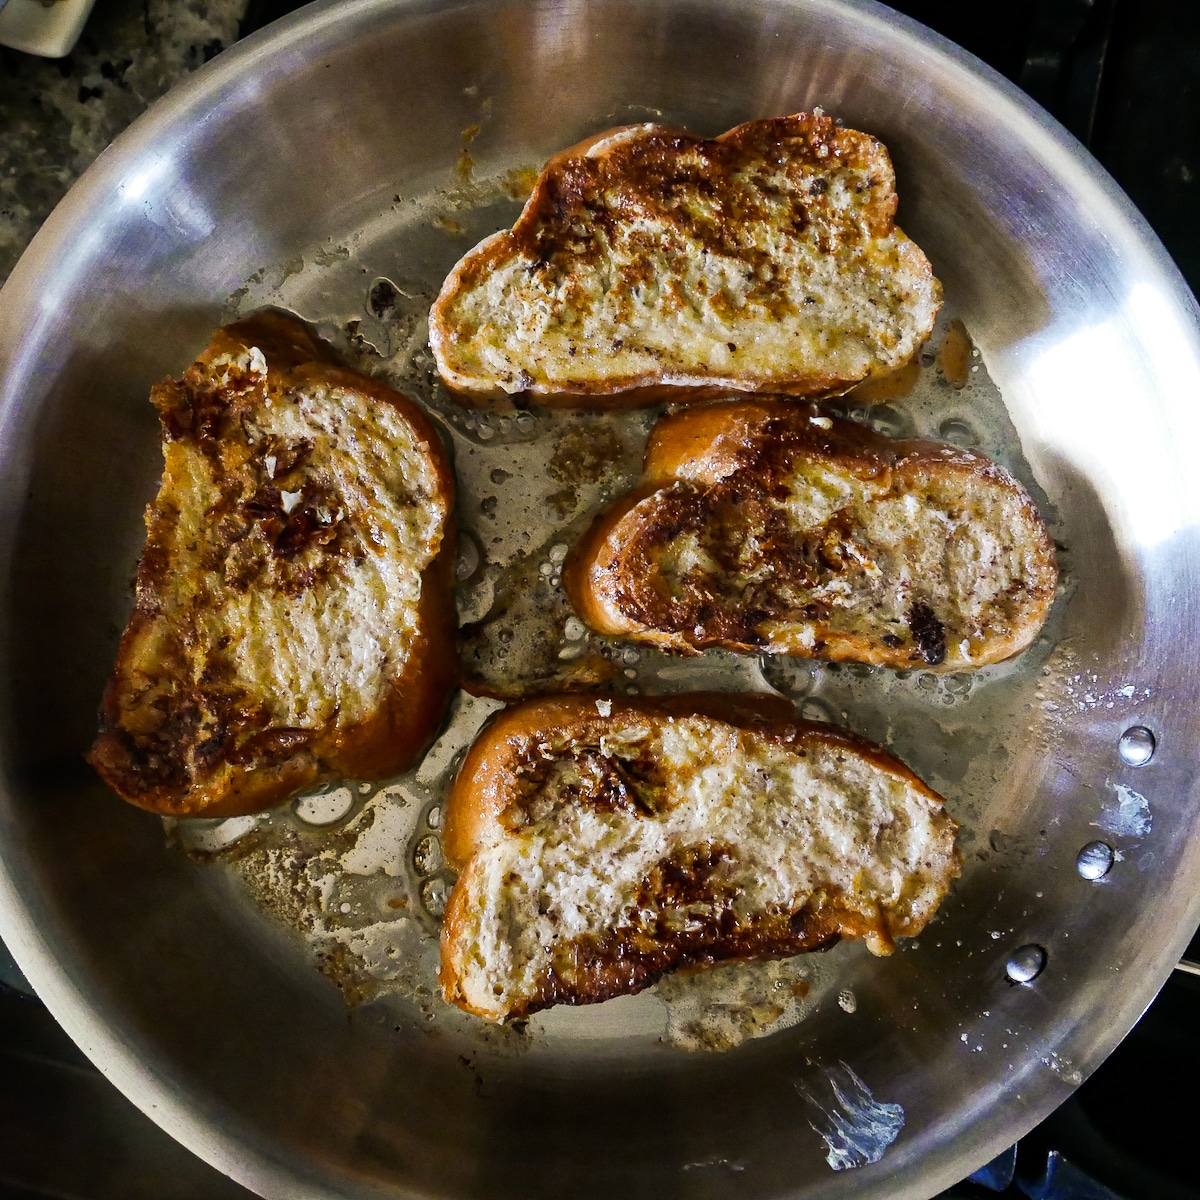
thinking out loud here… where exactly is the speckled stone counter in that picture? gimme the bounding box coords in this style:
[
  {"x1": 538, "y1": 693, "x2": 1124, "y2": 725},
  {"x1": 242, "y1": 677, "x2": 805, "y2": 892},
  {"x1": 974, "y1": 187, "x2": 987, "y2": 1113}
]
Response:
[{"x1": 0, "y1": 0, "x2": 248, "y2": 286}]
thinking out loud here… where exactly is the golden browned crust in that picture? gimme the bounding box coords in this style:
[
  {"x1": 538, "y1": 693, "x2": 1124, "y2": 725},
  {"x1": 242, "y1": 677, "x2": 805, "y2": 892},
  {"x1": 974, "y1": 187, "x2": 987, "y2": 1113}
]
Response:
[
  {"x1": 429, "y1": 114, "x2": 941, "y2": 408},
  {"x1": 88, "y1": 311, "x2": 457, "y2": 817},
  {"x1": 439, "y1": 693, "x2": 960, "y2": 1020},
  {"x1": 563, "y1": 399, "x2": 1058, "y2": 670}
]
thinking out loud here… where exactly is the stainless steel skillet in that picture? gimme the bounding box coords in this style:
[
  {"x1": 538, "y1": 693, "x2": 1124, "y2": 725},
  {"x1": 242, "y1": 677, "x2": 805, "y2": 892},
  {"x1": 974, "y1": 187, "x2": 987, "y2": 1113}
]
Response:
[{"x1": 2, "y1": 0, "x2": 1200, "y2": 1197}]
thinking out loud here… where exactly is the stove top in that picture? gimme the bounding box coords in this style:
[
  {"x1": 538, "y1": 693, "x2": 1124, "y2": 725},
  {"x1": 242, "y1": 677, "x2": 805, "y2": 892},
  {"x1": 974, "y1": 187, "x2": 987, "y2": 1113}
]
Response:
[{"x1": 2, "y1": 1, "x2": 1199, "y2": 1197}]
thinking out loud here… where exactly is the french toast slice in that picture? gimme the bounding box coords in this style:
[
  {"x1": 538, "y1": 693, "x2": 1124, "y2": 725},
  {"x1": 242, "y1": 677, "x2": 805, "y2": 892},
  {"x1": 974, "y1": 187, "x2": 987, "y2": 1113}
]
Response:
[
  {"x1": 439, "y1": 693, "x2": 960, "y2": 1022},
  {"x1": 88, "y1": 311, "x2": 457, "y2": 818},
  {"x1": 429, "y1": 113, "x2": 941, "y2": 407},
  {"x1": 564, "y1": 400, "x2": 1057, "y2": 670}
]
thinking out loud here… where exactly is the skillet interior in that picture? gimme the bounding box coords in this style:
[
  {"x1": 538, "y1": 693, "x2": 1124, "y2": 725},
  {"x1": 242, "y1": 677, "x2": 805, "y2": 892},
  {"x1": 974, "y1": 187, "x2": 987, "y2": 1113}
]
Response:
[{"x1": 2, "y1": 0, "x2": 1200, "y2": 1197}]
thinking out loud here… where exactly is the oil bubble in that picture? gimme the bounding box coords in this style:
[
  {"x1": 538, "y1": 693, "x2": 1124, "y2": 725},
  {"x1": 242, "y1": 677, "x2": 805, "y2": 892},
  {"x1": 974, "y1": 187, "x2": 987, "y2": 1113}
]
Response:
[
  {"x1": 937, "y1": 417, "x2": 978, "y2": 446},
  {"x1": 867, "y1": 406, "x2": 913, "y2": 438},
  {"x1": 422, "y1": 877, "x2": 448, "y2": 917},
  {"x1": 414, "y1": 835, "x2": 444, "y2": 875}
]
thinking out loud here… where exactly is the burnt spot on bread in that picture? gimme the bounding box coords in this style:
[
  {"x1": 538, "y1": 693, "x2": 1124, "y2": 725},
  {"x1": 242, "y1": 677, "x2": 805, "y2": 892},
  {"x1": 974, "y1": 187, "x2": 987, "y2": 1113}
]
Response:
[
  {"x1": 257, "y1": 435, "x2": 313, "y2": 481},
  {"x1": 92, "y1": 704, "x2": 198, "y2": 799},
  {"x1": 270, "y1": 496, "x2": 343, "y2": 561},
  {"x1": 90, "y1": 664, "x2": 264, "y2": 806},
  {"x1": 228, "y1": 727, "x2": 312, "y2": 764},
  {"x1": 103, "y1": 643, "x2": 310, "y2": 796},
  {"x1": 907, "y1": 602, "x2": 946, "y2": 665},
  {"x1": 218, "y1": 473, "x2": 348, "y2": 596}
]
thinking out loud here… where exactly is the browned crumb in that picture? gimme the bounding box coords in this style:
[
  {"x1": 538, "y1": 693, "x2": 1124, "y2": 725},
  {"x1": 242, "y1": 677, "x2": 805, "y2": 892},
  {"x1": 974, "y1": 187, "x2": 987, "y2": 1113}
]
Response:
[{"x1": 549, "y1": 422, "x2": 623, "y2": 484}]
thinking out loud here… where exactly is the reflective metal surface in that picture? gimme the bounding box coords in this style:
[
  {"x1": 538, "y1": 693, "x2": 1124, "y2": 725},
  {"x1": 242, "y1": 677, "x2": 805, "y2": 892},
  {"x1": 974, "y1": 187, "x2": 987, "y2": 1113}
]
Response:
[{"x1": 2, "y1": 0, "x2": 1200, "y2": 1197}]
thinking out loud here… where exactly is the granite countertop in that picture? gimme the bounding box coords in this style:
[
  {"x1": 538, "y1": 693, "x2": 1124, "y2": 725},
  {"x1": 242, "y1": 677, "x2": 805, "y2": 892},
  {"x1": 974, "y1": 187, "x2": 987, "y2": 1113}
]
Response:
[{"x1": 0, "y1": 0, "x2": 249, "y2": 288}]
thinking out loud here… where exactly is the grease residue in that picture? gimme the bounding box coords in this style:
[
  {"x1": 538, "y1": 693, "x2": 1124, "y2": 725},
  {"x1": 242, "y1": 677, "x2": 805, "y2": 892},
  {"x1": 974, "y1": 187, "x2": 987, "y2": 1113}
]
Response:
[
  {"x1": 1041, "y1": 1050, "x2": 1083, "y2": 1086},
  {"x1": 340, "y1": 788, "x2": 418, "y2": 876},
  {"x1": 657, "y1": 956, "x2": 821, "y2": 1051},
  {"x1": 295, "y1": 785, "x2": 355, "y2": 826},
  {"x1": 170, "y1": 814, "x2": 265, "y2": 853},
  {"x1": 797, "y1": 1062, "x2": 905, "y2": 1170},
  {"x1": 1095, "y1": 783, "x2": 1151, "y2": 838}
]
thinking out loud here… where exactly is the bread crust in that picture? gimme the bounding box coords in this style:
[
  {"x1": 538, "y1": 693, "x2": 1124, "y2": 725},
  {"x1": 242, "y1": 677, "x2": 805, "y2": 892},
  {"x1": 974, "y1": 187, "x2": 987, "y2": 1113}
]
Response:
[
  {"x1": 439, "y1": 693, "x2": 960, "y2": 1020},
  {"x1": 564, "y1": 399, "x2": 1057, "y2": 670},
  {"x1": 429, "y1": 114, "x2": 941, "y2": 408},
  {"x1": 88, "y1": 311, "x2": 457, "y2": 817}
]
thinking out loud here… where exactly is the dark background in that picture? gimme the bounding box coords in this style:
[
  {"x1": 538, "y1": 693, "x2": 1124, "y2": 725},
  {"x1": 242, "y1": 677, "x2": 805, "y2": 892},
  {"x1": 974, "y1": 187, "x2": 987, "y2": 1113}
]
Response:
[{"x1": 2, "y1": 0, "x2": 1199, "y2": 1197}]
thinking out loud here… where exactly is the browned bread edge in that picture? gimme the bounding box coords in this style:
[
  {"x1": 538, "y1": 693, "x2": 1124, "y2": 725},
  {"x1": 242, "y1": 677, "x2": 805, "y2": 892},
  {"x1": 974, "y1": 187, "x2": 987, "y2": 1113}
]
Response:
[
  {"x1": 429, "y1": 113, "x2": 941, "y2": 408},
  {"x1": 88, "y1": 311, "x2": 457, "y2": 818},
  {"x1": 563, "y1": 398, "x2": 1058, "y2": 669},
  {"x1": 439, "y1": 692, "x2": 960, "y2": 1019}
]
